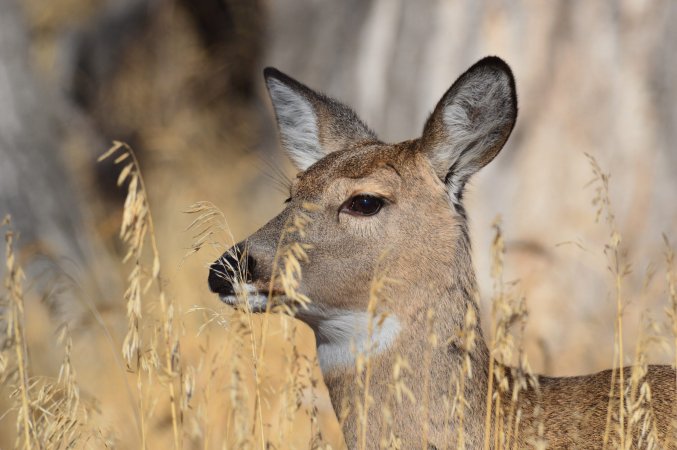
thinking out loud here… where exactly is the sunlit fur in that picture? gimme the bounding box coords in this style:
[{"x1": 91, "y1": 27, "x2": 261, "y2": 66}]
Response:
[{"x1": 211, "y1": 57, "x2": 677, "y2": 448}]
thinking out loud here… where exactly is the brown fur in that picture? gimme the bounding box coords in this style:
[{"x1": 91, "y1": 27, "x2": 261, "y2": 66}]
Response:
[{"x1": 209, "y1": 57, "x2": 677, "y2": 449}]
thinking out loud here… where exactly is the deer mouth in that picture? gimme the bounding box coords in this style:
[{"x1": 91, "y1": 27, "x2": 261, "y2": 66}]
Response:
[
  {"x1": 216, "y1": 282, "x2": 263, "y2": 311},
  {"x1": 208, "y1": 256, "x2": 286, "y2": 312},
  {"x1": 216, "y1": 282, "x2": 286, "y2": 313}
]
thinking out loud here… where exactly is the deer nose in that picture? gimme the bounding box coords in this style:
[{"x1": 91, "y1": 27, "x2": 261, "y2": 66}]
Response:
[{"x1": 208, "y1": 244, "x2": 256, "y2": 295}]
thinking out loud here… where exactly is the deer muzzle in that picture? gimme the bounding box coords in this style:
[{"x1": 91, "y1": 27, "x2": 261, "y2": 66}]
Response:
[{"x1": 208, "y1": 243, "x2": 269, "y2": 311}]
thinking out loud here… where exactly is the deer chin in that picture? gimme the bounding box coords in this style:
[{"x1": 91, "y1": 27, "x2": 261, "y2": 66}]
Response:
[{"x1": 218, "y1": 282, "x2": 271, "y2": 312}]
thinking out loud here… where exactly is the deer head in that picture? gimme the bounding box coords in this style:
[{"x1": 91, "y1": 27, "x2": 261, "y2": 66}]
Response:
[{"x1": 208, "y1": 57, "x2": 517, "y2": 374}]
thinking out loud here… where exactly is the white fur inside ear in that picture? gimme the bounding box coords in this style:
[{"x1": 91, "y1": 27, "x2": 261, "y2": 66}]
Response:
[
  {"x1": 267, "y1": 78, "x2": 323, "y2": 171},
  {"x1": 436, "y1": 73, "x2": 514, "y2": 202}
]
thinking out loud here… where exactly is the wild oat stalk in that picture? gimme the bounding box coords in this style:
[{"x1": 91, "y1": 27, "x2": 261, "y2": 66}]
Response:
[
  {"x1": 99, "y1": 141, "x2": 183, "y2": 449},
  {"x1": 278, "y1": 317, "x2": 303, "y2": 445},
  {"x1": 483, "y1": 217, "x2": 529, "y2": 450},
  {"x1": 307, "y1": 355, "x2": 326, "y2": 449},
  {"x1": 624, "y1": 314, "x2": 662, "y2": 449},
  {"x1": 662, "y1": 235, "x2": 677, "y2": 446},
  {"x1": 252, "y1": 202, "x2": 316, "y2": 369},
  {"x1": 278, "y1": 315, "x2": 325, "y2": 449},
  {"x1": 355, "y1": 266, "x2": 392, "y2": 450},
  {"x1": 380, "y1": 354, "x2": 413, "y2": 449},
  {"x1": 484, "y1": 217, "x2": 538, "y2": 449},
  {"x1": 2, "y1": 216, "x2": 36, "y2": 449},
  {"x1": 251, "y1": 203, "x2": 316, "y2": 447},
  {"x1": 420, "y1": 308, "x2": 438, "y2": 449},
  {"x1": 188, "y1": 200, "x2": 319, "y2": 447},
  {"x1": 1, "y1": 217, "x2": 94, "y2": 449},
  {"x1": 441, "y1": 303, "x2": 477, "y2": 450},
  {"x1": 270, "y1": 204, "x2": 316, "y2": 313},
  {"x1": 189, "y1": 306, "x2": 253, "y2": 448},
  {"x1": 185, "y1": 200, "x2": 320, "y2": 448},
  {"x1": 586, "y1": 152, "x2": 629, "y2": 449},
  {"x1": 228, "y1": 312, "x2": 254, "y2": 449},
  {"x1": 483, "y1": 218, "x2": 502, "y2": 450},
  {"x1": 503, "y1": 312, "x2": 537, "y2": 450},
  {"x1": 183, "y1": 201, "x2": 235, "y2": 263}
]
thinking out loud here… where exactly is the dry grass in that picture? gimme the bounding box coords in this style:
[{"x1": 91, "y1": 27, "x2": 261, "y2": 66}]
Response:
[
  {"x1": 5, "y1": 1, "x2": 674, "y2": 447},
  {"x1": 1, "y1": 142, "x2": 676, "y2": 450},
  {"x1": 1, "y1": 216, "x2": 95, "y2": 449},
  {"x1": 483, "y1": 217, "x2": 542, "y2": 450}
]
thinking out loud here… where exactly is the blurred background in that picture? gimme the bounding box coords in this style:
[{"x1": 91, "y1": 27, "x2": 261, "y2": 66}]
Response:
[{"x1": 1, "y1": 0, "x2": 676, "y2": 447}]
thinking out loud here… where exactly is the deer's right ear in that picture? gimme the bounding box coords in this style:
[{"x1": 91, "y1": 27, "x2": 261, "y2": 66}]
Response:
[
  {"x1": 264, "y1": 68, "x2": 376, "y2": 171},
  {"x1": 421, "y1": 57, "x2": 517, "y2": 202}
]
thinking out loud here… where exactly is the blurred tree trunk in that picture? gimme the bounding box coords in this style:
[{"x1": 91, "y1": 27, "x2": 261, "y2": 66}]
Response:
[{"x1": 0, "y1": 0, "x2": 117, "y2": 320}]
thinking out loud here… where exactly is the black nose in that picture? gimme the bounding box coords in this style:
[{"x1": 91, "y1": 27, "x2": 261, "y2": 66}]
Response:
[{"x1": 208, "y1": 243, "x2": 256, "y2": 295}]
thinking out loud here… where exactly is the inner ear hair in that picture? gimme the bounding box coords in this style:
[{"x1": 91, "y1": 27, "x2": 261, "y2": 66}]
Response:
[
  {"x1": 421, "y1": 56, "x2": 518, "y2": 203},
  {"x1": 265, "y1": 70, "x2": 324, "y2": 171},
  {"x1": 264, "y1": 67, "x2": 378, "y2": 172}
]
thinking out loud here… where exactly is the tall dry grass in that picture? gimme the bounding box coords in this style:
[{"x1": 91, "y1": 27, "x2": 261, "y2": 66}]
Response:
[
  {"x1": 1, "y1": 145, "x2": 676, "y2": 449},
  {"x1": 1, "y1": 216, "x2": 95, "y2": 449}
]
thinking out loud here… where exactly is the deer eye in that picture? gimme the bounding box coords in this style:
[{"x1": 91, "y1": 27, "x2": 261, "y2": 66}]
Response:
[{"x1": 343, "y1": 194, "x2": 384, "y2": 216}]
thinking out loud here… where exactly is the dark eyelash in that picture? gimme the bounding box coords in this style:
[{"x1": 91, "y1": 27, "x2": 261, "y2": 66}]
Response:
[{"x1": 284, "y1": 197, "x2": 291, "y2": 204}]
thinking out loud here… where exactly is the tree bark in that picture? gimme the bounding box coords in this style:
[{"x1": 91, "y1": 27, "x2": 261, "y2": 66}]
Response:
[{"x1": 0, "y1": 0, "x2": 118, "y2": 320}]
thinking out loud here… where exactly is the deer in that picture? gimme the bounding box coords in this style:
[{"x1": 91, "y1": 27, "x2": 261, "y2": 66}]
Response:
[{"x1": 207, "y1": 57, "x2": 676, "y2": 449}]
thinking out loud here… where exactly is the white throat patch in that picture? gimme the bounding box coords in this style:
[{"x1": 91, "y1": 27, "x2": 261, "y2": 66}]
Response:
[
  {"x1": 308, "y1": 310, "x2": 401, "y2": 374},
  {"x1": 217, "y1": 288, "x2": 401, "y2": 373}
]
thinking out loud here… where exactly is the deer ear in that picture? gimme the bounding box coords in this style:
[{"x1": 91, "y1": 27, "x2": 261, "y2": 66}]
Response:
[
  {"x1": 421, "y1": 57, "x2": 517, "y2": 201},
  {"x1": 264, "y1": 68, "x2": 376, "y2": 171}
]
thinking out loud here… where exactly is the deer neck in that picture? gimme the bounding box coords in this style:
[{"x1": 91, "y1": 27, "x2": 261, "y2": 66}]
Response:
[{"x1": 313, "y1": 231, "x2": 491, "y2": 447}]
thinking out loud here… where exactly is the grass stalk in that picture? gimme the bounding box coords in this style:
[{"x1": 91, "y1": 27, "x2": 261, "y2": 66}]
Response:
[
  {"x1": 4, "y1": 222, "x2": 34, "y2": 450},
  {"x1": 99, "y1": 141, "x2": 182, "y2": 449}
]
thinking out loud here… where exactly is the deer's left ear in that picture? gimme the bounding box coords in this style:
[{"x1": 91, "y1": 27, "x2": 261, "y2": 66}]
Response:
[
  {"x1": 421, "y1": 56, "x2": 517, "y2": 201},
  {"x1": 264, "y1": 68, "x2": 377, "y2": 172}
]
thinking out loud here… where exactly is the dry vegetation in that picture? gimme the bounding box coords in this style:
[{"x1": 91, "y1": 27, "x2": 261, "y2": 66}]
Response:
[
  {"x1": 1, "y1": 140, "x2": 676, "y2": 448},
  {"x1": 2, "y1": 2, "x2": 676, "y2": 449}
]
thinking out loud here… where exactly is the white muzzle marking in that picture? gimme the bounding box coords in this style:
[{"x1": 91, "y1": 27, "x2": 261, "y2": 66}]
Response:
[{"x1": 219, "y1": 282, "x2": 268, "y2": 311}]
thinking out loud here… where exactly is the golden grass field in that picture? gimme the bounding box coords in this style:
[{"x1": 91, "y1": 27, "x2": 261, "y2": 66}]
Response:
[
  {"x1": 2, "y1": 1, "x2": 677, "y2": 449},
  {"x1": 2, "y1": 141, "x2": 677, "y2": 449}
]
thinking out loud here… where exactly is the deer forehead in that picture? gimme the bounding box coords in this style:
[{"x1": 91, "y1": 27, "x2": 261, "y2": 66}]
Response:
[{"x1": 291, "y1": 141, "x2": 439, "y2": 200}]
